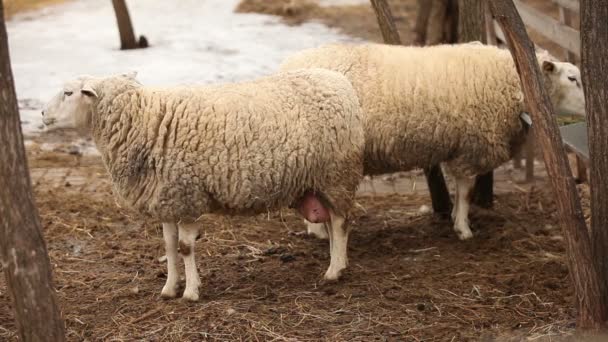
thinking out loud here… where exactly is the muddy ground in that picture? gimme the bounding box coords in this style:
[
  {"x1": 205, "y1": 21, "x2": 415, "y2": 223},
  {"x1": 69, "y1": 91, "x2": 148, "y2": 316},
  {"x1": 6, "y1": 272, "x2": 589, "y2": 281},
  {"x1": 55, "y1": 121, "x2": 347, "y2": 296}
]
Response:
[{"x1": 0, "y1": 0, "x2": 592, "y2": 341}]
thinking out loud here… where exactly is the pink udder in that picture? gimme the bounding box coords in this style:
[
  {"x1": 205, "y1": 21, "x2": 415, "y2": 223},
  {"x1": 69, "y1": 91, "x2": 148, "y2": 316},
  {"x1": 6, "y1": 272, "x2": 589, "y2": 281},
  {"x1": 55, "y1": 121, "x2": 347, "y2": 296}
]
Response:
[{"x1": 297, "y1": 192, "x2": 330, "y2": 223}]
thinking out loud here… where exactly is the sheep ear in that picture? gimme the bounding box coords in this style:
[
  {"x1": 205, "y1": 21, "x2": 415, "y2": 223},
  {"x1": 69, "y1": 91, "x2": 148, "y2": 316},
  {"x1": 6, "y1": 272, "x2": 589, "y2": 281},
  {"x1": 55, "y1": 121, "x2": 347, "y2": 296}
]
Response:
[
  {"x1": 542, "y1": 61, "x2": 556, "y2": 74},
  {"x1": 81, "y1": 84, "x2": 98, "y2": 98},
  {"x1": 123, "y1": 71, "x2": 138, "y2": 79}
]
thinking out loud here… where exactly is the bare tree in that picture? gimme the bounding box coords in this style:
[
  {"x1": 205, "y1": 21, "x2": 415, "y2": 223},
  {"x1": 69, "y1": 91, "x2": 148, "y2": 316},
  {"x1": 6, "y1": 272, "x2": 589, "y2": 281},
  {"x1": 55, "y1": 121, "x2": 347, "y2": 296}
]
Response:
[
  {"x1": 489, "y1": 0, "x2": 606, "y2": 330},
  {"x1": 0, "y1": 2, "x2": 66, "y2": 341},
  {"x1": 370, "y1": 0, "x2": 453, "y2": 217},
  {"x1": 581, "y1": 0, "x2": 608, "y2": 324},
  {"x1": 112, "y1": 0, "x2": 148, "y2": 50}
]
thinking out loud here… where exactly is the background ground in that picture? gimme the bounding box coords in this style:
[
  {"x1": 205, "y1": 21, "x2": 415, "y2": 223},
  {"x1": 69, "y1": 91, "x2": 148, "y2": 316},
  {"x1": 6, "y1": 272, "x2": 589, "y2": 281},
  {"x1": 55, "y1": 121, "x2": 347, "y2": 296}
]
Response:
[{"x1": 0, "y1": 0, "x2": 590, "y2": 341}]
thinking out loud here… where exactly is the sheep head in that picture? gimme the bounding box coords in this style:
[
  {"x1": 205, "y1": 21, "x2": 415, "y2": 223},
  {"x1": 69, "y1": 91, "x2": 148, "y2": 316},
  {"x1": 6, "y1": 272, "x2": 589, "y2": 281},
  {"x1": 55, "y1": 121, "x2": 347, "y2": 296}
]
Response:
[
  {"x1": 539, "y1": 58, "x2": 585, "y2": 117},
  {"x1": 42, "y1": 71, "x2": 138, "y2": 134}
]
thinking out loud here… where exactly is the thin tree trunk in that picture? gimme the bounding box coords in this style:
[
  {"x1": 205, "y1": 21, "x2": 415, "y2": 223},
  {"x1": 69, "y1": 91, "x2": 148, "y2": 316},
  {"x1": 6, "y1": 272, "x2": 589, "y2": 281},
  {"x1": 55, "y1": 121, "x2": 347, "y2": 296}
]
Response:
[
  {"x1": 424, "y1": 0, "x2": 459, "y2": 45},
  {"x1": 0, "y1": 2, "x2": 66, "y2": 341},
  {"x1": 458, "y1": 0, "x2": 484, "y2": 42},
  {"x1": 112, "y1": 0, "x2": 139, "y2": 50},
  {"x1": 370, "y1": 0, "x2": 453, "y2": 217},
  {"x1": 458, "y1": 0, "x2": 493, "y2": 208},
  {"x1": 370, "y1": 0, "x2": 401, "y2": 44},
  {"x1": 581, "y1": 0, "x2": 608, "y2": 326},
  {"x1": 414, "y1": 0, "x2": 433, "y2": 45},
  {"x1": 489, "y1": 0, "x2": 605, "y2": 330}
]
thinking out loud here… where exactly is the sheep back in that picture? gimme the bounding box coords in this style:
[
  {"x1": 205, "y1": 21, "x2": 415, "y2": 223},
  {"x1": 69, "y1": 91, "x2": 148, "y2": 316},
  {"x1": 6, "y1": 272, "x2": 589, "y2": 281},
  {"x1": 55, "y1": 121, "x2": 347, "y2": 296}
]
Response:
[
  {"x1": 91, "y1": 68, "x2": 364, "y2": 223},
  {"x1": 280, "y1": 43, "x2": 530, "y2": 177}
]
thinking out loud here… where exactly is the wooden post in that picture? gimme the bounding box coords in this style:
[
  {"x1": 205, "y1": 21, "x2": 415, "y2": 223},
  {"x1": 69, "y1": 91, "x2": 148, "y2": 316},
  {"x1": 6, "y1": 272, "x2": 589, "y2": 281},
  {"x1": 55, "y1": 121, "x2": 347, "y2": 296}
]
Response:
[
  {"x1": 581, "y1": 0, "x2": 608, "y2": 327},
  {"x1": 488, "y1": 0, "x2": 605, "y2": 330},
  {"x1": 111, "y1": 0, "x2": 147, "y2": 50},
  {"x1": 370, "y1": 0, "x2": 453, "y2": 217},
  {"x1": 458, "y1": 0, "x2": 494, "y2": 208},
  {"x1": 0, "y1": 2, "x2": 66, "y2": 341}
]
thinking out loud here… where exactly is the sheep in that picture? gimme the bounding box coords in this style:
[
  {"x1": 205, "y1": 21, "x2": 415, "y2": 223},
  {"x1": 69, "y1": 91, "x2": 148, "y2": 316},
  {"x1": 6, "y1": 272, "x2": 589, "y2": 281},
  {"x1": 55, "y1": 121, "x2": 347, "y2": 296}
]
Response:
[
  {"x1": 280, "y1": 42, "x2": 586, "y2": 241},
  {"x1": 41, "y1": 69, "x2": 365, "y2": 301}
]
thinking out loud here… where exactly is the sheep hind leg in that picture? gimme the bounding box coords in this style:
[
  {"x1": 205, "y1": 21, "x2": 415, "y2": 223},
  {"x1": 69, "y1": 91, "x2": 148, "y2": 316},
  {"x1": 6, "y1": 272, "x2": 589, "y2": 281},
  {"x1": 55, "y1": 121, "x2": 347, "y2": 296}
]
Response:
[
  {"x1": 453, "y1": 176, "x2": 474, "y2": 240},
  {"x1": 324, "y1": 212, "x2": 350, "y2": 281},
  {"x1": 161, "y1": 222, "x2": 179, "y2": 298},
  {"x1": 178, "y1": 222, "x2": 201, "y2": 301},
  {"x1": 305, "y1": 219, "x2": 329, "y2": 240}
]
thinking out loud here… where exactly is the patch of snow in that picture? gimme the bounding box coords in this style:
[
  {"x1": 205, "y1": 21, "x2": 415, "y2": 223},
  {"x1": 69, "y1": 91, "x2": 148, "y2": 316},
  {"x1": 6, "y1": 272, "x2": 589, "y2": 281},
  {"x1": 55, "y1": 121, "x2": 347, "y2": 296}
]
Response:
[{"x1": 7, "y1": 0, "x2": 361, "y2": 137}]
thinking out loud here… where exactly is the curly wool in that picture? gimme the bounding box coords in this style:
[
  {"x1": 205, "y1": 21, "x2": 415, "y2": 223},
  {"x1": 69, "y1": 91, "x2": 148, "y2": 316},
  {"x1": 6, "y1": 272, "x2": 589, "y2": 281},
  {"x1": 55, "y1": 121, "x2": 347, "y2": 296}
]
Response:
[
  {"x1": 87, "y1": 69, "x2": 364, "y2": 222},
  {"x1": 280, "y1": 43, "x2": 555, "y2": 177}
]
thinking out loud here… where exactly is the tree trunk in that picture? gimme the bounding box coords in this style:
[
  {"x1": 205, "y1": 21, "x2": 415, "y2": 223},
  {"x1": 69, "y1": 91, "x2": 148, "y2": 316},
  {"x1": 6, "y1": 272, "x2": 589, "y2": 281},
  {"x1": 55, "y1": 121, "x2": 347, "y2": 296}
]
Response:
[
  {"x1": 581, "y1": 0, "x2": 608, "y2": 326},
  {"x1": 457, "y1": 0, "x2": 493, "y2": 208},
  {"x1": 112, "y1": 0, "x2": 141, "y2": 50},
  {"x1": 458, "y1": 0, "x2": 484, "y2": 42},
  {"x1": 414, "y1": 0, "x2": 433, "y2": 45},
  {"x1": 423, "y1": 0, "x2": 459, "y2": 45},
  {"x1": 370, "y1": 0, "x2": 453, "y2": 217},
  {"x1": 489, "y1": 0, "x2": 605, "y2": 330},
  {"x1": 370, "y1": 0, "x2": 401, "y2": 44},
  {"x1": 0, "y1": 3, "x2": 66, "y2": 341}
]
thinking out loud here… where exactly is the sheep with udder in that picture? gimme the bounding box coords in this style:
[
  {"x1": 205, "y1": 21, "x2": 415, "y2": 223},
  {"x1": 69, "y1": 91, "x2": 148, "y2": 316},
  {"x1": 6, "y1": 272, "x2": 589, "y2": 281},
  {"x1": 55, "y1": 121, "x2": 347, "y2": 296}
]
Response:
[
  {"x1": 280, "y1": 42, "x2": 585, "y2": 241},
  {"x1": 41, "y1": 69, "x2": 365, "y2": 301}
]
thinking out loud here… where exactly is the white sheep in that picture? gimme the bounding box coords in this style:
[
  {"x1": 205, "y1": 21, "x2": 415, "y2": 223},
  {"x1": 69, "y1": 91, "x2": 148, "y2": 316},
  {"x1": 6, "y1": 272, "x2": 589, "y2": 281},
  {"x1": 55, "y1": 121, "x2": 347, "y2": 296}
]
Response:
[
  {"x1": 41, "y1": 69, "x2": 365, "y2": 301},
  {"x1": 280, "y1": 42, "x2": 585, "y2": 240}
]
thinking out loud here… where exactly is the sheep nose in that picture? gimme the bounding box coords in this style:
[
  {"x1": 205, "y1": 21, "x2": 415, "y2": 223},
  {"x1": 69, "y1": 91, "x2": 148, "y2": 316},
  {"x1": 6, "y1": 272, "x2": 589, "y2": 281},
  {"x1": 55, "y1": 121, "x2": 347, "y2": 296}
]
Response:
[{"x1": 41, "y1": 110, "x2": 45, "y2": 116}]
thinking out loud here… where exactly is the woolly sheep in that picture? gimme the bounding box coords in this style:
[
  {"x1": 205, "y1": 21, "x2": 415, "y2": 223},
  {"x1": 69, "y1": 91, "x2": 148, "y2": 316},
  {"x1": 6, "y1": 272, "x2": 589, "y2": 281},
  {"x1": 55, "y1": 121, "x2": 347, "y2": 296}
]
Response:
[
  {"x1": 280, "y1": 42, "x2": 586, "y2": 241},
  {"x1": 41, "y1": 69, "x2": 365, "y2": 301}
]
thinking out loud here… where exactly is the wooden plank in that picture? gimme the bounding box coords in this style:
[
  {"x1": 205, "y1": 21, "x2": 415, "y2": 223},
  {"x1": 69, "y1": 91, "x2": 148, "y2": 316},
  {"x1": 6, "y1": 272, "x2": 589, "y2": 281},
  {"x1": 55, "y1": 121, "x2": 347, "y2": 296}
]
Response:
[
  {"x1": 553, "y1": 0, "x2": 580, "y2": 13},
  {"x1": 560, "y1": 122, "x2": 589, "y2": 161},
  {"x1": 559, "y1": 6, "x2": 578, "y2": 62},
  {"x1": 513, "y1": 0, "x2": 580, "y2": 56}
]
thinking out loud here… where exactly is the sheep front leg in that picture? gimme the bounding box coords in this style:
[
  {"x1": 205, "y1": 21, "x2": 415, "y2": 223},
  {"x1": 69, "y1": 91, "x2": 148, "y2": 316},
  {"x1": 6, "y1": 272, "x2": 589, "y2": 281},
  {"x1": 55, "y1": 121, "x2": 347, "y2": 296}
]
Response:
[
  {"x1": 453, "y1": 177, "x2": 474, "y2": 240},
  {"x1": 178, "y1": 223, "x2": 201, "y2": 301},
  {"x1": 161, "y1": 222, "x2": 179, "y2": 298},
  {"x1": 305, "y1": 219, "x2": 329, "y2": 239},
  {"x1": 324, "y1": 212, "x2": 349, "y2": 281}
]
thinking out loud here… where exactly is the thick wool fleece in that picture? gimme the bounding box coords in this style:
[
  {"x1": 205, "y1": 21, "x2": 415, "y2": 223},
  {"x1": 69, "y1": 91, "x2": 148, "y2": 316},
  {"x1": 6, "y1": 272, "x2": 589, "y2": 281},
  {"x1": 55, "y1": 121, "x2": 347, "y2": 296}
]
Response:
[
  {"x1": 280, "y1": 43, "x2": 556, "y2": 177},
  {"x1": 87, "y1": 69, "x2": 364, "y2": 222}
]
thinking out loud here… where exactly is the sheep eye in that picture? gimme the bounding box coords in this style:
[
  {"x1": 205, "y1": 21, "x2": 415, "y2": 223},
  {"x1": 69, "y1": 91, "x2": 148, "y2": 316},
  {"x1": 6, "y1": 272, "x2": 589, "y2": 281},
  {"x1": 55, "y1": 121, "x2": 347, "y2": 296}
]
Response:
[
  {"x1": 64, "y1": 91, "x2": 73, "y2": 96},
  {"x1": 567, "y1": 76, "x2": 577, "y2": 82}
]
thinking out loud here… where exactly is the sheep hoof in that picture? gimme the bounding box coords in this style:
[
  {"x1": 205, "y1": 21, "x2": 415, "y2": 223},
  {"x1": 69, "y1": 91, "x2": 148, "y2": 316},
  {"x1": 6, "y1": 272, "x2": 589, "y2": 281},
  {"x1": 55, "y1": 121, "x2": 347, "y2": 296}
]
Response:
[
  {"x1": 455, "y1": 224, "x2": 474, "y2": 240},
  {"x1": 181, "y1": 289, "x2": 200, "y2": 302},
  {"x1": 323, "y1": 268, "x2": 344, "y2": 282},
  {"x1": 160, "y1": 285, "x2": 177, "y2": 299},
  {"x1": 307, "y1": 224, "x2": 328, "y2": 240}
]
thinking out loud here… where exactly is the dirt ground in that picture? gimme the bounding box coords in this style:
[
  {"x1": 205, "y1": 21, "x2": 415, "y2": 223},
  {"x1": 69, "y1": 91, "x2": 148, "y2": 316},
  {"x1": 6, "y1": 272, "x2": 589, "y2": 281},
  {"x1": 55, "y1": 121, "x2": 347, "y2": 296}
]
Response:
[
  {"x1": 0, "y1": 143, "x2": 591, "y2": 341},
  {"x1": 0, "y1": 1, "x2": 593, "y2": 341}
]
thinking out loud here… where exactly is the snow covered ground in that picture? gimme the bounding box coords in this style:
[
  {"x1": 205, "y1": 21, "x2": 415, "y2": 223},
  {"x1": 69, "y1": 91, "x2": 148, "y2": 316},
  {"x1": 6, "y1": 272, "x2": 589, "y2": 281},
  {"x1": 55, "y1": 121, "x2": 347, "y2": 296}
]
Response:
[{"x1": 7, "y1": 0, "x2": 360, "y2": 136}]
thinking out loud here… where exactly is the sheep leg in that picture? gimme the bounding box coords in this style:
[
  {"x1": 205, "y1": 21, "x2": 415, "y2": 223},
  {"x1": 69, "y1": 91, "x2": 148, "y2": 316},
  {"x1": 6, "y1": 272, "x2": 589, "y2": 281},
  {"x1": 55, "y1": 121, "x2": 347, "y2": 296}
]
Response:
[
  {"x1": 178, "y1": 223, "x2": 201, "y2": 301},
  {"x1": 324, "y1": 212, "x2": 349, "y2": 281},
  {"x1": 451, "y1": 189, "x2": 459, "y2": 222},
  {"x1": 305, "y1": 219, "x2": 329, "y2": 240},
  {"x1": 453, "y1": 177, "x2": 474, "y2": 240},
  {"x1": 161, "y1": 222, "x2": 179, "y2": 298}
]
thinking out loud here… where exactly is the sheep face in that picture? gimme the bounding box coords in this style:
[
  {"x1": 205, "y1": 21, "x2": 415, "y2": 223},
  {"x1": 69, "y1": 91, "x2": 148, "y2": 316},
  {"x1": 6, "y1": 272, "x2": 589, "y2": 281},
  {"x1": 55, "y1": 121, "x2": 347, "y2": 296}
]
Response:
[
  {"x1": 542, "y1": 60, "x2": 585, "y2": 116},
  {"x1": 42, "y1": 76, "x2": 98, "y2": 133}
]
